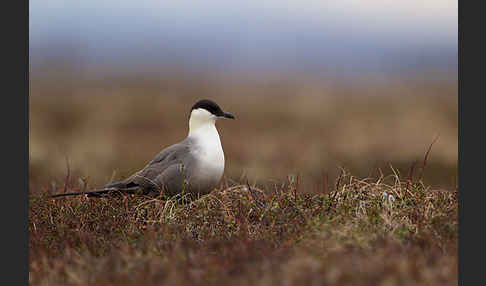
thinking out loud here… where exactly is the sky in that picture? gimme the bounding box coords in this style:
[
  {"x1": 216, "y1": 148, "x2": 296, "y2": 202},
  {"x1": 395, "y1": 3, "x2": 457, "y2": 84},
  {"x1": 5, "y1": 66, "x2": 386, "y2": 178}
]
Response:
[{"x1": 29, "y1": 0, "x2": 458, "y2": 78}]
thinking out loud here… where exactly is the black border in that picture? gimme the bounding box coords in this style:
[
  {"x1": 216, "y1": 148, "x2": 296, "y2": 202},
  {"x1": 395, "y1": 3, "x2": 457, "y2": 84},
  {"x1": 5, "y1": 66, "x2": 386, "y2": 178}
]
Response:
[
  {"x1": 7, "y1": 0, "x2": 29, "y2": 284},
  {"x1": 459, "y1": 1, "x2": 482, "y2": 285}
]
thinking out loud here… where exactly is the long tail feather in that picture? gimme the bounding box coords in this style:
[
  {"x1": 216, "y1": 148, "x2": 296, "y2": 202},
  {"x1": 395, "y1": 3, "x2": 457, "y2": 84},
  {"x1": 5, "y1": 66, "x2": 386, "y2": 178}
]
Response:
[{"x1": 49, "y1": 187, "x2": 140, "y2": 198}]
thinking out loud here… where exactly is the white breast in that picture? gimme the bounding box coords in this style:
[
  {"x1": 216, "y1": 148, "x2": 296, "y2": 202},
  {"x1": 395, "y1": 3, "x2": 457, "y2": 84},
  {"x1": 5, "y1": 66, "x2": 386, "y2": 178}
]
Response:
[{"x1": 190, "y1": 124, "x2": 225, "y2": 184}]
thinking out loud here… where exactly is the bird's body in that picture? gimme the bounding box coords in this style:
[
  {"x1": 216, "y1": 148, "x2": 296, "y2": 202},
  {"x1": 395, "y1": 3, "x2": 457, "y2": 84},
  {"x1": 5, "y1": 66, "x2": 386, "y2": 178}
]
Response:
[{"x1": 50, "y1": 99, "x2": 234, "y2": 198}]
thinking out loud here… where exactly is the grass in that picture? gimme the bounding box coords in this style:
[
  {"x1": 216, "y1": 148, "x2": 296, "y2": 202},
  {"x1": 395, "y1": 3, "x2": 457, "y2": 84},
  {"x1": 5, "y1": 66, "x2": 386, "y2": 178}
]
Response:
[{"x1": 29, "y1": 168, "x2": 457, "y2": 285}]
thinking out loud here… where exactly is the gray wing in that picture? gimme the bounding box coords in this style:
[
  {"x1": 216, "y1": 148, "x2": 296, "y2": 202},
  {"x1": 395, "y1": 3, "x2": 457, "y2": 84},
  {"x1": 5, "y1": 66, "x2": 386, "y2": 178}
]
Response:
[
  {"x1": 154, "y1": 164, "x2": 188, "y2": 196},
  {"x1": 108, "y1": 138, "x2": 194, "y2": 194}
]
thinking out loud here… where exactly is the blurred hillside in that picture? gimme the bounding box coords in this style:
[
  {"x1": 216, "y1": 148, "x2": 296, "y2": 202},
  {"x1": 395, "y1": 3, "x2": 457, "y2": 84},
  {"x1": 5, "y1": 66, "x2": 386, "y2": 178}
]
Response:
[{"x1": 29, "y1": 76, "x2": 457, "y2": 191}]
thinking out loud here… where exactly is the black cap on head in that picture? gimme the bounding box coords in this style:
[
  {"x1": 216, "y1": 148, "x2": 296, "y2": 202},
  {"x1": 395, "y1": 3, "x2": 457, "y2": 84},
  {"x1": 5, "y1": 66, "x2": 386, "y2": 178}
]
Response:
[{"x1": 190, "y1": 99, "x2": 235, "y2": 119}]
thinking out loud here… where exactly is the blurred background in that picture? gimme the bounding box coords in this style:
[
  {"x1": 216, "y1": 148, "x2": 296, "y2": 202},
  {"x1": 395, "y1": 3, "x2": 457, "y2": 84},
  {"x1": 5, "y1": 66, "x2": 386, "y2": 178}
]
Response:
[{"x1": 29, "y1": 0, "x2": 457, "y2": 192}]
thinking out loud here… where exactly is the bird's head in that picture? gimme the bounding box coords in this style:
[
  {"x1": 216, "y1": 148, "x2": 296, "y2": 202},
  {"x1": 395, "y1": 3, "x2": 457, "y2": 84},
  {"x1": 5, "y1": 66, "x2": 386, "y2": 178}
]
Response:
[{"x1": 188, "y1": 99, "x2": 235, "y2": 134}]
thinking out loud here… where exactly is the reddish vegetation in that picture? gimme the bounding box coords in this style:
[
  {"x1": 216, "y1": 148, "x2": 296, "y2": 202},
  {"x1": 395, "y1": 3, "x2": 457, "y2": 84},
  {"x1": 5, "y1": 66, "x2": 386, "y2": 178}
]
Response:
[{"x1": 29, "y1": 172, "x2": 457, "y2": 285}]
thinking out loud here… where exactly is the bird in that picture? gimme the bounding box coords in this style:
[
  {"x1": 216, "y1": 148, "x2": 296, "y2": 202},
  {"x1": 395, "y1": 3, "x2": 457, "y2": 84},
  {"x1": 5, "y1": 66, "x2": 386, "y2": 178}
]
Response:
[{"x1": 50, "y1": 99, "x2": 235, "y2": 198}]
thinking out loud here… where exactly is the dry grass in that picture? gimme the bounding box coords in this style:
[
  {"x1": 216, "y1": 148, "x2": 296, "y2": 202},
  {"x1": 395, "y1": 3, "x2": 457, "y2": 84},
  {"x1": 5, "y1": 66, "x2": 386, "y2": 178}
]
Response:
[{"x1": 29, "y1": 171, "x2": 457, "y2": 285}]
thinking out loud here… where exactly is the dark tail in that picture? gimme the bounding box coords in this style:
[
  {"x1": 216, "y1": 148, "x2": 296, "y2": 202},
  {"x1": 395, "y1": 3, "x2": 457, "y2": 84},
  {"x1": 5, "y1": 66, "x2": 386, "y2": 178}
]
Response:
[{"x1": 49, "y1": 186, "x2": 140, "y2": 198}]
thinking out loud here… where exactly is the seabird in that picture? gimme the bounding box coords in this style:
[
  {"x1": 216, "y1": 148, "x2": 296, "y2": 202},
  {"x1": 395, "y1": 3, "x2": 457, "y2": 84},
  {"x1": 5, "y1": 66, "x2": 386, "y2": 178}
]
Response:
[{"x1": 50, "y1": 99, "x2": 235, "y2": 198}]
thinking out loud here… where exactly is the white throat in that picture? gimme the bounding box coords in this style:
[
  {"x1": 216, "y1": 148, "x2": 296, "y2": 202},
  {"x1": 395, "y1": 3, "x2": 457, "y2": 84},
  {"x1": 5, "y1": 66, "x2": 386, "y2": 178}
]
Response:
[{"x1": 188, "y1": 109, "x2": 219, "y2": 139}]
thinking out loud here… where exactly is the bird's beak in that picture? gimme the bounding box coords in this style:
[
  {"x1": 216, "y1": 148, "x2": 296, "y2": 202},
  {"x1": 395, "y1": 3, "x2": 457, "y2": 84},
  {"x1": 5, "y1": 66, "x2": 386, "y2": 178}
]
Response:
[{"x1": 222, "y1": 112, "x2": 235, "y2": 119}]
